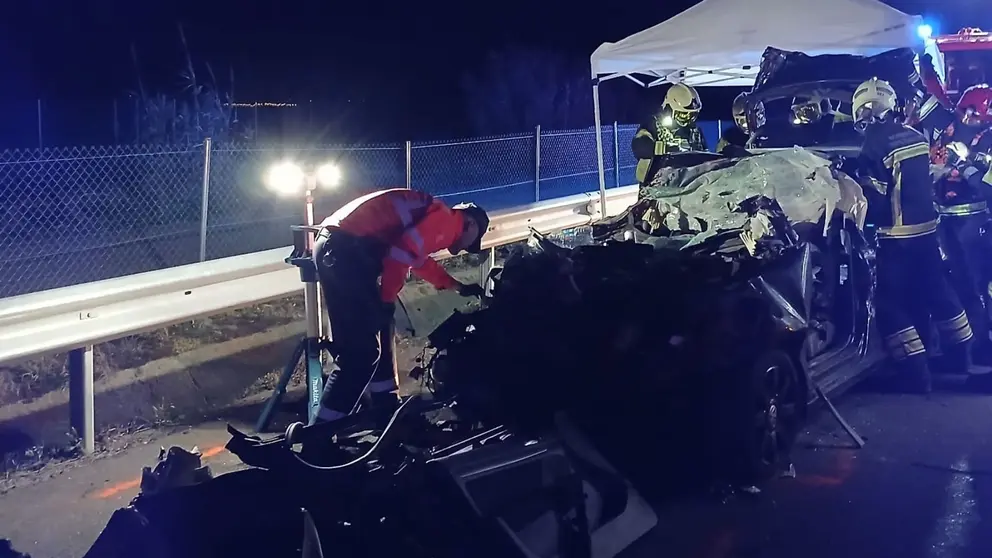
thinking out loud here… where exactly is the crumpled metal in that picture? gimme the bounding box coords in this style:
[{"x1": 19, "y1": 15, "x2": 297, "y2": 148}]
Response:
[{"x1": 639, "y1": 148, "x2": 867, "y2": 246}]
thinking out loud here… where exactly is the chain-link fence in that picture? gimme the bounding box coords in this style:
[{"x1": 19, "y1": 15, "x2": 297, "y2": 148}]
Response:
[{"x1": 0, "y1": 120, "x2": 727, "y2": 298}]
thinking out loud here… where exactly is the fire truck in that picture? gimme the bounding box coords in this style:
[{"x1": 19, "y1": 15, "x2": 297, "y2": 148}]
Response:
[{"x1": 934, "y1": 28, "x2": 992, "y2": 100}]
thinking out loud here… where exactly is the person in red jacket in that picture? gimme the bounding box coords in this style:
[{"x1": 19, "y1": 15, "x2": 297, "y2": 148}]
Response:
[{"x1": 312, "y1": 188, "x2": 490, "y2": 423}]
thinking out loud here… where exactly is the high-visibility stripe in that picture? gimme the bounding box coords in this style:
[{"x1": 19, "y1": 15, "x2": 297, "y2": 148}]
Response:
[
  {"x1": 877, "y1": 219, "x2": 938, "y2": 239},
  {"x1": 403, "y1": 228, "x2": 425, "y2": 254},
  {"x1": 883, "y1": 142, "x2": 929, "y2": 169},
  {"x1": 883, "y1": 142, "x2": 929, "y2": 227},
  {"x1": 934, "y1": 311, "x2": 974, "y2": 344},
  {"x1": 391, "y1": 196, "x2": 430, "y2": 228},
  {"x1": 919, "y1": 95, "x2": 939, "y2": 120},
  {"x1": 387, "y1": 246, "x2": 416, "y2": 265},
  {"x1": 883, "y1": 326, "x2": 926, "y2": 361},
  {"x1": 936, "y1": 201, "x2": 988, "y2": 216}
]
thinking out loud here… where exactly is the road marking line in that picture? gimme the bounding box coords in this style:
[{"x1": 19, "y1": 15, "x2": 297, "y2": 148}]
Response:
[{"x1": 88, "y1": 444, "x2": 228, "y2": 500}]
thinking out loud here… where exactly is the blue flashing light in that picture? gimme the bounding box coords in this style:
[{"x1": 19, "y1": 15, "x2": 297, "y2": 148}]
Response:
[{"x1": 917, "y1": 24, "x2": 933, "y2": 40}]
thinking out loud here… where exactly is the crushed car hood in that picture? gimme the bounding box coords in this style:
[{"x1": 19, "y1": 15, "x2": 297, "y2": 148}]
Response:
[{"x1": 595, "y1": 149, "x2": 866, "y2": 247}]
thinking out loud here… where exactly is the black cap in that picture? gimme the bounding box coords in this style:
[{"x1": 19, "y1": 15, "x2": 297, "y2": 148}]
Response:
[{"x1": 452, "y1": 202, "x2": 490, "y2": 253}]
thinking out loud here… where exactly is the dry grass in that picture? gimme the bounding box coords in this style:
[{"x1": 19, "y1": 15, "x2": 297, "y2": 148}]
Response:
[
  {"x1": 0, "y1": 296, "x2": 305, "y2": 407},
  {"x1": 0, "y1": 232, "x2": 587, "y2": 409}
]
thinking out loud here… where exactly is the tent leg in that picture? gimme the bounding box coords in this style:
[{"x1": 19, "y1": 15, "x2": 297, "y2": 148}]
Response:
[{"x1": 592, "y1": 83, "x2": 608, "y2": 218}]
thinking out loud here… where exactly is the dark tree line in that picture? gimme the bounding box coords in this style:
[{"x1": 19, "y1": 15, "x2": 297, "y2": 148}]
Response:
[{"x1": 460, "y1": 46, "x2": 644, "y2": 136}]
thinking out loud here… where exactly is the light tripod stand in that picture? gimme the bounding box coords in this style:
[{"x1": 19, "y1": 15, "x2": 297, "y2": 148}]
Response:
[{"x1": 255, "y1": 161, "x2": 341, "y2": 432}]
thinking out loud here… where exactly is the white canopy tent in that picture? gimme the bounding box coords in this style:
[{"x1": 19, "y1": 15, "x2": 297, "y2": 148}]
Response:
[{"x1": 588, "y1": 0, "x2": 929, "y2": 208}]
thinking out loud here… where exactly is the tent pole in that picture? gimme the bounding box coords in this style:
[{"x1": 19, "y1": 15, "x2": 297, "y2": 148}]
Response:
[{"x1": 592, "y1": 81, "x2": 607, "y2": 218}]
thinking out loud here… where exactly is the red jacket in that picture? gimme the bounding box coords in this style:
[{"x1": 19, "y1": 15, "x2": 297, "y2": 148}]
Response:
[{"x1": 321, "y1": 189, "x2": 462, "y2": 302}]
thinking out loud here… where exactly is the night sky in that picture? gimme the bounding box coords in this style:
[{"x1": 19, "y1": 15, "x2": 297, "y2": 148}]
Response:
[{"x1": 0, "y1": 0, "x2": 988, "y2": 143}]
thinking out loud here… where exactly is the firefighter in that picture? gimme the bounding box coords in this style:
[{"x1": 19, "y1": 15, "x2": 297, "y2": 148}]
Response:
[
  {"x1": 312, "y1": 189, "x2": 489, "y2": 423},
  {"x1": 853, "y1": 77, "x2": 973, "y2": 393},
  {"x1": 912, "y1": 53, "x2": 957, "y2": 143},
  {"x1": 716, "y1": 92, "x2": 752, "y2": 155},
  {"x1": 931, "y1": 84, "x2": 992, "y2": 368},
  {"x1": 632, "y1": 83, "x2": 707, "y2": 186}
]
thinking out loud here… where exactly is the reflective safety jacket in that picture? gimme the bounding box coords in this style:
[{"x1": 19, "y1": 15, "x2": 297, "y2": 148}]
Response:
[
  {"x1": 632, "y1": 116, "x2": 707, "y2": 184},
  {"x1": 321, "y1": 189, "x2": 462, "y2": 302},
  {"x1": 933, "y1": 125, "x2": 992, "y2": 217},
  {"x1": 859, "y1": 120, "x2": 938, "y2": 240}
]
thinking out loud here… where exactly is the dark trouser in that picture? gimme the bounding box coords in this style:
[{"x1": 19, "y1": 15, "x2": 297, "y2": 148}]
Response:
[
  {"x1": 312, "y1": 228, "x2": 398, "y2": 421},
  {"x1": 939, "y1": 212, "x2": 992, "y2": 359},
  {"x1": 876, "y1": 232, "x2": 973, "y2": 375}
]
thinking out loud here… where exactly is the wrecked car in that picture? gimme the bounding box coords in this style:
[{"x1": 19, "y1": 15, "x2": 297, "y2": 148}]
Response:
[
  {"x1": 85, "y1": 392, "x2": 660, "y2": 558},
  {"x1": 82, "y1": 47, "x2": 928, "y2": 558},
  {"x1": 574, "y1": 46, "x2": 931, "y2": 481}
]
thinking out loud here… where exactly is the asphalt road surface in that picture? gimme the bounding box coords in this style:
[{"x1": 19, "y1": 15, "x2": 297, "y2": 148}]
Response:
[{"x1": 4, "y1": 383, "x2": 992, "y2": 558}]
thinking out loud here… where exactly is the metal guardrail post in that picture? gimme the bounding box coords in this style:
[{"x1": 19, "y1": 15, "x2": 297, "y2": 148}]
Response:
[
  {"x1": 68, "y1": 346, "x2": 95, "y2": 454},
  {"x1": 613, "y1": 121, "x2": 620, "y2": 188},
  {"x1": 36, "y1": 99, "x2": 44, "y2": 149},
  {"x1": 405, "y1": 141, "x2": 412, "y2": 189},
  {"x1": 535, "y1": 125, "x2": 541, "y2": 202},
  {"x1": 199, "y1": 138, "x2": 213, "y2": 262},
  {"x1": 479, "y1": 247, "x2": 497, "y2": 293}
]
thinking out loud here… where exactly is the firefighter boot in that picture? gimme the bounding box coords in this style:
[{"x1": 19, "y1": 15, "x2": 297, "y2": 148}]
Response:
[
  {"x1": 961, "y1": 338, "x2": 992, "y2": 391},
  {"x1": 966, "y1": 369, "x2": 992, "y2": 392},
  {"x1": 895, "y1": 353, "x2": 934, "y2": 395},
  {"x1": 971, "y1": 337, "x2": 992, "y2": 367},
  {"x1": 932, "y1": 340, "x2": 971, "y2": 376}
]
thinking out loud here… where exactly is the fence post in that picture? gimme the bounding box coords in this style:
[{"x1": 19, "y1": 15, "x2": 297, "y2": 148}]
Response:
[
  {"x1": 613, "y1": 122, "x2": 620, "y2": 188},
  {"x1": 68, "y1": 346, "x2": 95, "y2": 454},
  {"x1": 534, "y1": 125, "x2": 542, "y2": 202},
  {"x1": 199, "y1": 138, "x2": 213, "y2": 262},
  {"x1": 36, "y1": 99, "x2": 43, "y2": 148},
  {"x1": 405, "y1": 140, "x2": 412, "y2": 189},
  {"x1": 112, "y1": 99, "x2": 120, "y2": 144}
]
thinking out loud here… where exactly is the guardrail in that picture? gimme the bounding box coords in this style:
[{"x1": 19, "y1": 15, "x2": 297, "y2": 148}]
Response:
[{"x1": 0, "y1": 185, "x2": 638, "y2": 452}]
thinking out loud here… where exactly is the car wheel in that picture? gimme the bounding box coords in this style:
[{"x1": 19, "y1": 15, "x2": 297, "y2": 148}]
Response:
[{"x1": 707, "y1": 349, "x2": 805, "y2": 485}]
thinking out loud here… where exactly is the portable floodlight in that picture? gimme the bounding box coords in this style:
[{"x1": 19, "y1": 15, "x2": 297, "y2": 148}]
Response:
[
  {"x1": 265, "y1": 161, "x2": 306, "y2": 196},
  {"x1": 256, "y1": 158, "x2": 348, "y2": 431}
]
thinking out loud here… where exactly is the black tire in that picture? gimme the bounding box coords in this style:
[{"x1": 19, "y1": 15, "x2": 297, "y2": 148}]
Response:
[{"x1": 706, "y1": 349, "x2": 806, "y2": 485}]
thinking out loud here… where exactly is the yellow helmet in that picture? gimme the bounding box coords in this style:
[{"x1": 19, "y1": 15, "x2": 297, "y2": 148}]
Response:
[
  {"x1": 663, "y1": 83, "x2": 702, "y2": 127},
  {"x1": 852, "y1": 77, "x2": 897, "y2": 132}
]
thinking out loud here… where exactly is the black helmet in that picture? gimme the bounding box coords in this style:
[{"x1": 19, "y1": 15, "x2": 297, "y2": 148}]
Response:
[
  {"x1": 732, "y1": 92, "x2": 749, "y2": 132},
  {"x1": 452, "y1": 202, "x2": 490, "y2": 253}
]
